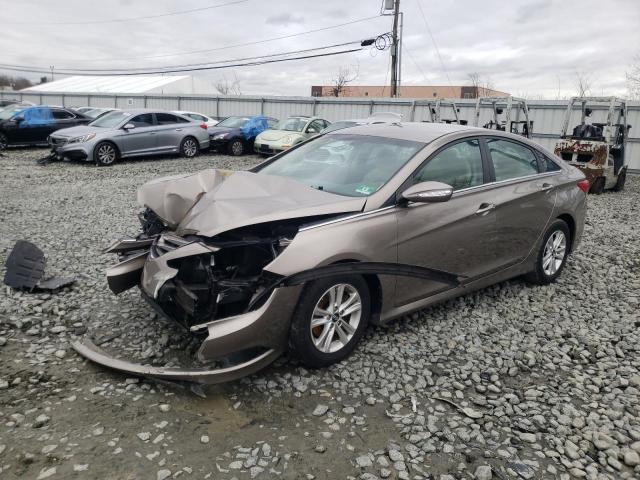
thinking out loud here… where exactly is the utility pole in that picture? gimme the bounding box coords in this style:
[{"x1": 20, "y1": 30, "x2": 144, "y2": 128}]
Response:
[
  {"x1": 390, "y1": 0, "x2": 400, "y2": 97},
  {"x1": 49, "y1": 66, "x2": 55, "y2": 82}
]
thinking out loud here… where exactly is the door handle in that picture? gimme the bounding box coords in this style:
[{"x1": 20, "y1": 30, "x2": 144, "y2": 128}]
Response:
[
  {"x1": 475, "y1": 203, "x2": 495, "y2": 215},
  {"x1": 175, "y1": 128, "x2": 183, "y2": 132},
  {"x1": 539, "y1": 182, "x2": 553, "y2": 191},
  {"x1": 149, "y1": 132, "x2": 156, "y2": 135}
]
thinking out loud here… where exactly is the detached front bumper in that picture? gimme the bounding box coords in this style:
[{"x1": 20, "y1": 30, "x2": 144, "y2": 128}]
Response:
[
  {"x1": 76, "y1": 235, "x2": 303, "y2": 384},
  {"x1": 48, "y1": 137, "x2": 91, "y2": 161},
  {"x1": 73, "y1": 285, "x2": 301, "y2": 384}
]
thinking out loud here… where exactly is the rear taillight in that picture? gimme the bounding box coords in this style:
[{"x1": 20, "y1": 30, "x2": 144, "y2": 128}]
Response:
[
  {"x1": 577, "y1": 179, "x2": 590, "y2": 193},
  {"x1": 199, "y1": 123, "x2": 207, "y2": 130}
]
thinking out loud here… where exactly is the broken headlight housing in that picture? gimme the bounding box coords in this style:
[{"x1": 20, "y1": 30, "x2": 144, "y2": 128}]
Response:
[{"x1": 68, "y1": 133, "x2": 96, "y2": 143}]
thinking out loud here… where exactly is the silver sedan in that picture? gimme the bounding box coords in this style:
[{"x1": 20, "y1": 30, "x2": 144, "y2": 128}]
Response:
[{"x1": 48, "y1": 109, "x2": 210, "y2": 166}]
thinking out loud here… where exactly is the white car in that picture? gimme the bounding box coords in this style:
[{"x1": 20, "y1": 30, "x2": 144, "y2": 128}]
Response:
[{"x1": 173, "y1": 111, "x2": 218, "y2": 127}]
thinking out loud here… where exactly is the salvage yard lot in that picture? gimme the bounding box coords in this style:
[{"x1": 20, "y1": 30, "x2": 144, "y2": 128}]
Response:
[{"x1": 0, "y1": 148, "x2": 639, "y2": 480}]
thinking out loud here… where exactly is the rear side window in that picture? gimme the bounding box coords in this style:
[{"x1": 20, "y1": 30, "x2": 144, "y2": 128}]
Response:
[
  {"x1": 186, "y1": 113, "x2": 205, "y2": 122},
  {"x1": 413, "y1": 139, "x2": 484, "y2": 191},
  {"x1": 486, "y1": 138, "x2": 539, "y2": 181},
  {"x1": 52, "y1": 109, "x2": 75, "y2": 120},
  {"x1": 156, "y1": 113, "x2": 181, "y2": 125},
  {"x1": 538, "y1": 153, "x2": 562, "y2": 172},
  {"x1": 130, "y1": 114, "x2": 154, "y2": 127}
]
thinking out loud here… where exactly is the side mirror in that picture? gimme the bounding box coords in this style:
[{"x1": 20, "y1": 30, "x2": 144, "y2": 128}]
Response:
[
  {"x1": 401, "y1": 181, "x2": 453, "y2": 203},
  {"x1": 123, "y1": 123, "x2": 136, "y2": 130},
  {"x1": 307, "y1": 127, "x2": 318, "y2": 134},
  {"x1": 13, "y1": 116, "x2": 24, "y2": 124}
]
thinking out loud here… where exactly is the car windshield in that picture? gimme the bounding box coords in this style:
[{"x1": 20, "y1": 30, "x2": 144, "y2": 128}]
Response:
[
  {"x1": 321, "y1": 121, "x2": 360, "y2": 133},
  {"x1": 275, "y1": 117, "x2": 307, "y2": 132},
  {"x1": 84, "y1": 109, "x2": 108, "y2": 119},
  {"x1": 0, "y1": 104, "x2": 26, "y2": 120},
  {"x1": 258, "y1": 134, "x2": 425, "y2": 197},
  {"x1": 90, "y1": 111, "x2": 131, "y2": 128},
  {"x1": 217, "y1": 116, "x2": 249, "y2": 128}
]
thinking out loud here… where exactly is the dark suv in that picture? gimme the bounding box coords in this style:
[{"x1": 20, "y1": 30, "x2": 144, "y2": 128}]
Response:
[{"x1": 0, "y1": 105, "x2": 90, "y2": 149}]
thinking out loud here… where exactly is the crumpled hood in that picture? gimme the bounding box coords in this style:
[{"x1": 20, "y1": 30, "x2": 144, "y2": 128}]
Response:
[
  {"x1": 257, "y1": 129, "x2": 297, "y2": 142},
  {"x1": 137, "y1": 169, "x2": 366, "y2": 237},
  {"x1": 51, "y1": 125, "x2": 105, "y2": 138}
]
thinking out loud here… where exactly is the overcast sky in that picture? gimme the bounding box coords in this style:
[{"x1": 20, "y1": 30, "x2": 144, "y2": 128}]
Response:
[{"x1": 2, "y1": 0, "x2": 639, "y2": 98}]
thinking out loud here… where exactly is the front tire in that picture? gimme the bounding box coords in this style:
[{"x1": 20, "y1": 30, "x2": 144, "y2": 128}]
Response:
[
  {"x1": 180, "y1": 136, "x2": 199, "y2": 158},
  {"x1": 94, "y1": 141, "x2": 119, "y2": 166},
  {"x1": 289, "y1": 275, "x2": 370, "y2": 368},
  {"x1": 228, "y1": 139, "x2": 244, "y2": 156},
  {"x1": 526, "y1": 219, "x2": 570, "y2": 285}
]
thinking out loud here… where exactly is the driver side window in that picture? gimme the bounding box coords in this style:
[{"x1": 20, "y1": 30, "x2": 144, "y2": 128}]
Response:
[
  {"x1": 130, "y1": 114, "x2": 154, "y2": 127},
  {"x1": 413, "y1": 139, "x2": 484, "y2": 191}
]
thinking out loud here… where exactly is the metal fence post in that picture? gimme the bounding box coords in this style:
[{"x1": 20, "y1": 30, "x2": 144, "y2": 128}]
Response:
[
  {"x1": 177, "y1": 96, "x2": 182, "y2": 110},
  {"x1": 114, "y1": 95, "x2": 118, "y2": 108},
  {"x1": 144, "y1": 96, "x2": 148, "y2": 108},
  {"x1": 409, "y1": 100, "x2": 416, "y2": 121},
  {"x1": 369, "y1": 101, "x2": 375, "y2": 115},
  {"x1": 215, "y1": 97, "x2": 219, "y2": 118},
  {"x1": 260, "y1": 97, "x2": 265, "y2": 115}
]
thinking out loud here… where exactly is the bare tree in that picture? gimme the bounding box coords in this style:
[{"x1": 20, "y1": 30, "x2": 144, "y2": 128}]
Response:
[
  {"x1": 330, "y1": 64, "x2": 359, "y2": 97},
  {"x1": 215, "y1": 72, "x2": 242, "y2": 96},
  {"x1": 0, "y1": 75, "x2": 33, "y2": 90},
  {"x1": 467, "y1": 72, "x2": 494, "y2": 98},
  {"x1": 626, "y1": 55, "x2": 640, "y2": 99},
  {"x1": 574, "y1": 71, "x2": 592, "y2": 97}
]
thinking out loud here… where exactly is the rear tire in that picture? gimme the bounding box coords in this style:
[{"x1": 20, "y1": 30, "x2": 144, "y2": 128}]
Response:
[
  {"x1": 180, "y1": 136, "x2": 199, "y2": 158},
  {"x1": 289, "y1": 275, "x2": 370, "y2": 368},
  {"x1": 525, "y1": 219, "x2": 570, "y2": 285},
  {"x1": 0, "y1": 132, "x2": 8, "y2": 150},
  {"x1": 228, "y1": 139, "x2": 244, "y2": 156},
  {"x1": 93, "y1": 141, "x2": 119, "y2": 166},
  {"x1": 589, "y1": 177, "x2": 605, "y2": 194},
  {"x1": 613, "y1": 169, "x2": 626, "y2": 192}
]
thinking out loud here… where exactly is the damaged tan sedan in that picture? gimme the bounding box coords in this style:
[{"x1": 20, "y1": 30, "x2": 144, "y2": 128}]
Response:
[{"x1": 73, "y1": 123, "x2": 587, "y2": 384}]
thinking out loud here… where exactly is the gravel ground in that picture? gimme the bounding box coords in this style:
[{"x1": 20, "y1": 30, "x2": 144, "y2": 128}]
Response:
[{"x1": 0, "y1": 147, "x2": 639, "y2": 480}]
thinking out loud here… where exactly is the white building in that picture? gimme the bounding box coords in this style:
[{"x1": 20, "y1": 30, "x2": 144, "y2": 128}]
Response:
[{"x1": 21, "y1": 75, "x2": 215, "y2": 95}]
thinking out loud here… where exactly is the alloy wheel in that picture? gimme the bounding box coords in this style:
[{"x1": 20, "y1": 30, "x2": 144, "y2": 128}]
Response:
[
  {"x1": 183, "y1": 139, "x2": 197, "y2": 157},
  {"x1": 231, "y1": 140, "x2": 243, "y2": 156},
  {"x1": 542, "y1": 230, "x2": 566, "y2": 276},
  {"x1": 310, "y1": 283, "x2": 362, "y2": 354},
  {"x1": 97, "y1": 144, "x2": 116, "y2": 164}
]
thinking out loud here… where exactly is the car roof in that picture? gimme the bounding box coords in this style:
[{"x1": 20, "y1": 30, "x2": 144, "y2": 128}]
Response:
[{"x1": 327, "y1": 122, "x2": 482, "y2": 143}]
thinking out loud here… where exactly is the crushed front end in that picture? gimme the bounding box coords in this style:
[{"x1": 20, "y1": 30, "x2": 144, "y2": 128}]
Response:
[{"x1": 75, "y1": 208, "x2": 303, "y2": 384}]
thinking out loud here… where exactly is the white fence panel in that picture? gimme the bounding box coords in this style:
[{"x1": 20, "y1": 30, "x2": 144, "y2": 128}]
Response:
[{"x1": 1, "y1": 90, "x2": 639, "y2": 170}]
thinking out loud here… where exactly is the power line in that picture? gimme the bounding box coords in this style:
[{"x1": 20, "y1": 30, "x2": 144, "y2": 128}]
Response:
[
  {"x1": 414, "y1": 0, "x2": 456, "y2": 97},
  {"x1": 403, "y1": 44, "x2": 429, "y2": 83},
  {"x1": 49, "y1": 15, "x2": 385, "y2": 63},
  {"x1": 1, "y1": 40, "x2": 367, "y2": 73},
  {"x1": 0, "y1": 38, "x2": 384, "y2": 76},
  {"x1": 6, "y1": 0, "x2": 251, "y2": 26}
]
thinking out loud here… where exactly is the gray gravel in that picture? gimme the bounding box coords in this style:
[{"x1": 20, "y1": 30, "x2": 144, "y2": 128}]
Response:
[{"x1": 0, "y1": 147, "x2": 639, "y2": 479}]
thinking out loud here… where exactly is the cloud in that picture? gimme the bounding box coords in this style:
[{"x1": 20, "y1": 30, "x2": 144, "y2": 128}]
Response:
[
  {"x1": 0, "y1": 0, "x2": 638, "y2": 98},
  {"x1": 265, "y1": 13, "x2": 305, "y2": 27}
]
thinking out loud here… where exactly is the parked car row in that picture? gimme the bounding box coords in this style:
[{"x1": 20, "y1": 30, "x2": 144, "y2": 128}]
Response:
[{"x1": 0, "y1": 102, "x2": 406, "y2": 164}]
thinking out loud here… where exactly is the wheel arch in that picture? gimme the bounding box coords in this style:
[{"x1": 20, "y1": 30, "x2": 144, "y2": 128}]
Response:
[
  {"x1": 93, "y1": 139, "x2": 121, "y2": 160},
  {"x1": 556, "y1": 213, "x2": 576, "y2": 253},
  {"x1": 329, "y1": 258, "x2": 383, "y2": 324}
]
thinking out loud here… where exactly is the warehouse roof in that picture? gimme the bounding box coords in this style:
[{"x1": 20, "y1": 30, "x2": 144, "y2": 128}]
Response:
[{"x1": 22, "y1": 75, "x2": 191, "y2": 94}]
